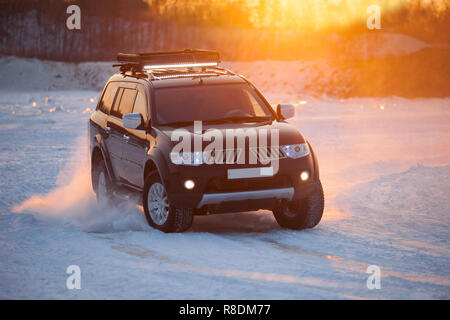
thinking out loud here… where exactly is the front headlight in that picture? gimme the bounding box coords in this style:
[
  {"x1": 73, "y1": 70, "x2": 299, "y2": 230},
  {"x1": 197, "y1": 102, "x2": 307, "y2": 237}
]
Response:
[
  {"x1": 280, "y1": 143, "x2": 310, "y2": 159},
  {"x1": 170, "y1": 144, "x2": 310, "y2": 164},
  {"x1": 170, "y1": 152, "x2": 203, "y2": 166}
]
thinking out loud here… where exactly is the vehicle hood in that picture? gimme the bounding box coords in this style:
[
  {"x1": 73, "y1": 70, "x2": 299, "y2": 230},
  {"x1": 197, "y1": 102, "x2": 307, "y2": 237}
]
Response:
[{"x1": 158, "y1": 120, "x2": 306, "y2": 147}]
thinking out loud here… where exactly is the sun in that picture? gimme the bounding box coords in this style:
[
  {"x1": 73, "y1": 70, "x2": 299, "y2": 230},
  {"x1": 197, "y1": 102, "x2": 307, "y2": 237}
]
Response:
[{"x1": 246, "y1": 0, "x2": 406, "y2": 31}]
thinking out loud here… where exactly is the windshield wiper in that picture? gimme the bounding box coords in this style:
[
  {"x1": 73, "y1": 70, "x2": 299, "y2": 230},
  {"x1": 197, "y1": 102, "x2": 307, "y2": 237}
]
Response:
[
  {"x1": 160, "y1": 117, "x2": 273, "y2": 127},
  {"x1": 159, "y1": 120, "x2": 196, "y2": 127},
  {"x1": 204, "y1": 116, "x2": 273, "y2": 124}
]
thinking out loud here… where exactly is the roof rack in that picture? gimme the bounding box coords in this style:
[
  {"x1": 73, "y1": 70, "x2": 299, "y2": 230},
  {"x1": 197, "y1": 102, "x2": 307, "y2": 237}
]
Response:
[{"x1": 113, "y1": 49, "x2": 227, "y2": 80}]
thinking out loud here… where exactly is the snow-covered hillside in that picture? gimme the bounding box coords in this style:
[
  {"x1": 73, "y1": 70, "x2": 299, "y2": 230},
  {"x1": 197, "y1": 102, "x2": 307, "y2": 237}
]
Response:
[
  {"x1": 0, "y1": 62, "x2": 449, "y2": 298},
  {"x1": 2, "y1": 45, "x2": 449, "y2": 99},
  {"x1": 0, "y1": 57, "x2": 339, "y2": 95}
]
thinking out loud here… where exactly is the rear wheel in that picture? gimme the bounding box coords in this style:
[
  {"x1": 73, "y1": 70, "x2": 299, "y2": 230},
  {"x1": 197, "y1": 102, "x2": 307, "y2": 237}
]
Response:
[
  {"x1": 143, "y1": 171, "x2": 193, "y2": 233},
  {"x1": 272, "y1": 181, "x2": 324, "y2": 230},
  {"x1": 92, "y1": 159, "x2": 114, "y2": 203}
]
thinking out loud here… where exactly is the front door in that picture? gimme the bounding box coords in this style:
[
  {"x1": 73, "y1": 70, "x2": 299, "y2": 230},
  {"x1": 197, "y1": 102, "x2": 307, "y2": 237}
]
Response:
[
  {"x1": 121, "y1": 85, "x2": 151, "y2": 189},
  {"x1": 109, "y1": 83, "x2": 138, "y2": 182}
]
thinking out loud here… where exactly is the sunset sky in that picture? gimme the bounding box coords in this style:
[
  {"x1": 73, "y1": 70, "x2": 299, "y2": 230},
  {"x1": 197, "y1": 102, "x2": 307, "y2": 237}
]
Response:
[{"x1": 145, "y1": 0, "x2": 449, "y2": 31}]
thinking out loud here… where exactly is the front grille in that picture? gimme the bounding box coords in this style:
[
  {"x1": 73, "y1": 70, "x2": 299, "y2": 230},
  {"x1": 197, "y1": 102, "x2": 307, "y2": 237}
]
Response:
[
  {"x1": 249, "y1": 146, "x2": 286, "y2": 163},
  {"x1": 203, "y1": 146, "x2": 285, "y2": 165},
  {"x1": 203, "y1": 148, "x2": 242, "y2": 164}
]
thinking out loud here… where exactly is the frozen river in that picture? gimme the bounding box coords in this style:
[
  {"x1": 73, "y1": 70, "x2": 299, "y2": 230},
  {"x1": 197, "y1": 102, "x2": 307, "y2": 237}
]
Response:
[{"x1": 0, "y1": 89, "x2": 449, "y2": 299}]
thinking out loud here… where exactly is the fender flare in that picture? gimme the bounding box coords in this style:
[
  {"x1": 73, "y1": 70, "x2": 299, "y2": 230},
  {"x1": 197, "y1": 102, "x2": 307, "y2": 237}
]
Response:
[
  {"x1": 307, "y1": 141, "x2": 320, "y2": 181},
  {"x1": 92, "y1": 134, "x2": 116, "y2": 183},
  {"x1": 145, "y1": 148, "x2": 170, "y2": 185}
]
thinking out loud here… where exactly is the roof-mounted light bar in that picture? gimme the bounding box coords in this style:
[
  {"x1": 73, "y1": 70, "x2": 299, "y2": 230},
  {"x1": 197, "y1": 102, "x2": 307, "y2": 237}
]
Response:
[
  {"x1": 114, "y1": 50, "x2": 221, "y2": 77},
  {"x1": 154, "y1": 72, "x2": 220, "y2": 80},
  {"x1": 144, "y1": 62, "x2": 218, "y2": 70},
  {"x1": 117, "y1": 50, "x2": 219, "y2": 66}
]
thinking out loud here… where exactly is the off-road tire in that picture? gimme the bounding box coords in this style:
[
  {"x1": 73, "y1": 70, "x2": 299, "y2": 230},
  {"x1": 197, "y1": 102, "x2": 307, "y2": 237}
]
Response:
[
  {"x1": 272, "y1": 181, "x2": 324, "y2": 230},
  {"x1": 143, "y1": 171, "x2": 193, "y2": 233}
]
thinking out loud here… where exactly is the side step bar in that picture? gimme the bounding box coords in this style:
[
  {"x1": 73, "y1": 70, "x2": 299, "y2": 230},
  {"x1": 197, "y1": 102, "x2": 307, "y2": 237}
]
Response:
[{"x1": 197, "y1": 187, "x2": 294, "y2": 208}]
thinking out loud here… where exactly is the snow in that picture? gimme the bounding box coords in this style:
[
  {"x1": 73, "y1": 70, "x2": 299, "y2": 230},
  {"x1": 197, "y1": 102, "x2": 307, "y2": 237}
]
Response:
[
  {"x1": 0, "y1": 56, "x2": 343, "y2": 96},
  {"x1": 0, "y1": 57, "x2": 114, "y2": 91},
  {"x1": 340, "y1": 33, "x2": 431, "y2": 58},
  {"x1": 0, "y1": 59, "x2": 449, "y2": 299}
]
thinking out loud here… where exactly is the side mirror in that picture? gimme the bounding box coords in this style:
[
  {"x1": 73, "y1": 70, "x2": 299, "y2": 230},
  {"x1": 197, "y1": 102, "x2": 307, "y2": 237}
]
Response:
[
  {"x1": 277, "y1": 104, "x2": 295, "y2": 120},
  {"x1": 123, "y1": 113, "x2": 143, "y2": 129}
]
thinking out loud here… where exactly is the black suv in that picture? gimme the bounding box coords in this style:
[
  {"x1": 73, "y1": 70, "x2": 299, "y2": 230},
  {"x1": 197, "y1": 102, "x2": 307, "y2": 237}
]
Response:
[{"x1": 89, "y1": 50, "x2": 324, "y2": 232}]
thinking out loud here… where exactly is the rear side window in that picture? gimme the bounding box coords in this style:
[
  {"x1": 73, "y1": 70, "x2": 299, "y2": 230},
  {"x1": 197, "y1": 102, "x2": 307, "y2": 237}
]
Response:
[
  {"x1": 98, "y1": 82, "x2": 119, "y2": 114},
  {"x1": 132, "y1": 90, "x2": 148, "y2": 123},
  {"x1": 111, "y1": 88, "x2": 137, "y2": 118}
]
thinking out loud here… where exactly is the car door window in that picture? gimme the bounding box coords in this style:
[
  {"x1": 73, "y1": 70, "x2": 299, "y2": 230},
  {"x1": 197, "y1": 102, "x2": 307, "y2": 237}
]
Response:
[
  {"x1": 110, "y1": 88, "x2": 123, "y2": 118},
  {"x1": 132, "y1": 90, "x2": 148, "y2": 124},
  {"x1": 98, "y1": 82, "x2": 119, "y2": 114},
  {"x1": 111, "y1": 88, "x2": 137, "y2": 119}
]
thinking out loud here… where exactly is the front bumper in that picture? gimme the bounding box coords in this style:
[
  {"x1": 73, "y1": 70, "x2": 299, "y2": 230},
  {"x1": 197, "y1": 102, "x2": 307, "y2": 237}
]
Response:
[
  {"x1": 164, "y1": 156, "x2": 318, "y2": 210},
  {"x1": 196, "y1": 187, "x2": 294, "y2": 208}
]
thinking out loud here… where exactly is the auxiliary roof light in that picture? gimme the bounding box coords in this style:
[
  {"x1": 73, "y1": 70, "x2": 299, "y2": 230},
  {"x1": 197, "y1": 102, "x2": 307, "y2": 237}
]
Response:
[
  {"x1": 144, "y1": 62, "x2": 218, "y2": 70},
  {"x1": 156, "y1": 73, "x2": 218, "y2": 80}
]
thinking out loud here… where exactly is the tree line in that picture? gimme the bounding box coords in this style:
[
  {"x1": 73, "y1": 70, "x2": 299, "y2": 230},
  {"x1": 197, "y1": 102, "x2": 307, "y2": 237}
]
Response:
[{"x1": 0, "y1": 0, "x2": 448, "y2": 61}]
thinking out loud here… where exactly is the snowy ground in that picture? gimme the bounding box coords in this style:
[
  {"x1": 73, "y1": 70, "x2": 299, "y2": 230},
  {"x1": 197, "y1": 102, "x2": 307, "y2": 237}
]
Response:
[{"x1": 0, "y1": 71, "x2": 449, "y2": 299}]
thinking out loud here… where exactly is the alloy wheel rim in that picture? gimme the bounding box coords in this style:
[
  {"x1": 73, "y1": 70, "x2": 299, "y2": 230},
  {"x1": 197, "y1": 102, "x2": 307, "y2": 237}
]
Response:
[{"x1": 147, "y1": 182, "x2": 169, "y2": 225}]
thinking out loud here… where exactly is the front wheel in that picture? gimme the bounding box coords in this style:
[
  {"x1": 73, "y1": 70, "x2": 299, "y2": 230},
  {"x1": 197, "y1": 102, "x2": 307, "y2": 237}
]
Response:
[
  {"x1": 272, "y1": 181, "x2": 324, "y2": 230},
  {"x1": 143, "y1": 171, "x2": 193, "y2": 233}
]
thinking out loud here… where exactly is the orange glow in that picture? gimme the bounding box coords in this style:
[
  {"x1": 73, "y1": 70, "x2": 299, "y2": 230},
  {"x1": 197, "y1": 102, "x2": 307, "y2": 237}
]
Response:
[
  {"x1": 146, "y1": 0, "x2": 449, "y2": 31},
  {"x1": 246, "y1": 0, "x2": 403, "y2": 31}
]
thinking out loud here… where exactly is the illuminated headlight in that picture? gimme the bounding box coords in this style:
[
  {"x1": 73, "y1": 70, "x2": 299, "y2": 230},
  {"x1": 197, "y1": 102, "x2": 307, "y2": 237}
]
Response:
[
  {"x1": 184, "y1": 179, "x2": 195, "y2": 190},
  {"x1": 170, "y1": 152, "x2": 203, "y2": 166},
  {"x1": 300, "y1": 171, "x2": 310, "y2": 181},
  {"x1": 280, "y1": 143, "x2": 310, "y2": 159}
]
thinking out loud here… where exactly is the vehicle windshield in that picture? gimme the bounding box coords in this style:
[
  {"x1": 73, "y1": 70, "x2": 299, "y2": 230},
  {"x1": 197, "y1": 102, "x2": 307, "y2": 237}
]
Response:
[{"x1": 155, "y1": 84, "x2": 274, "y2": 126}]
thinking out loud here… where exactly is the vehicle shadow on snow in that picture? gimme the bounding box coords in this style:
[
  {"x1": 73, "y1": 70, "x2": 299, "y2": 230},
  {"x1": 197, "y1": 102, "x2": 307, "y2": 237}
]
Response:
[{"x1": 189, "y1": 210, "x2": 281, "y2": 234}]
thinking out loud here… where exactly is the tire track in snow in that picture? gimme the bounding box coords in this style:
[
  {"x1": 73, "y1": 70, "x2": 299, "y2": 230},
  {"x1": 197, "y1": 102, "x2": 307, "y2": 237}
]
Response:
[
  {"x1": 110, "y1": 243, "x2": 347, "y2": 292},
  {"x1": 257, "y1": 236, "x2": 450, "y2": 287},
  {"x1": 259, "y1": 237, "x2": 343, "y2": 262}
]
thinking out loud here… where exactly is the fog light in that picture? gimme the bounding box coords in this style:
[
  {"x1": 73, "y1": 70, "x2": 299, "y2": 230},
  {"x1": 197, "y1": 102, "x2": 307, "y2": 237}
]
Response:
[
  {"x1": 184, "y1": 179, "x2": 195, "y2": 190},
  {"x1": 300, "y1": 171, "x2": 309, "y2": 181}
]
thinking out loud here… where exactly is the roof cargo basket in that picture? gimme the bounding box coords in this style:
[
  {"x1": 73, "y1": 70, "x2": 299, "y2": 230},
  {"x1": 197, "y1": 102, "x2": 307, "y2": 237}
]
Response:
[{"x1": 116, "y1": 49, "x2": 220, "y2": 70}]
